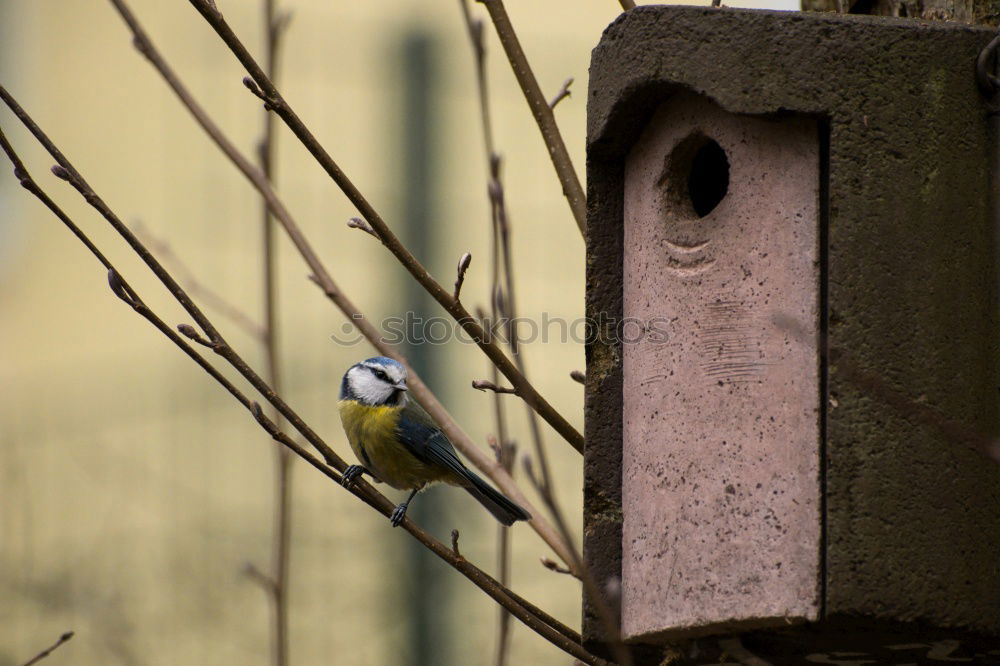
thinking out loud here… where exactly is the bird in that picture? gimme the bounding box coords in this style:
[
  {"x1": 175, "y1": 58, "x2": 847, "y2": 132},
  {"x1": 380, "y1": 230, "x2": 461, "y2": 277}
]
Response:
[{"x1": 338, "y1": 356, "x2": 532, "y2": 528}]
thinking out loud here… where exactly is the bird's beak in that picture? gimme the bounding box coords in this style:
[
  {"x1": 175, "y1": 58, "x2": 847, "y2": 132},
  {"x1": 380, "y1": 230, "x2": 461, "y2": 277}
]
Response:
[{"x1": 395, "y1": 383, "x2": 408, "y2": 392}]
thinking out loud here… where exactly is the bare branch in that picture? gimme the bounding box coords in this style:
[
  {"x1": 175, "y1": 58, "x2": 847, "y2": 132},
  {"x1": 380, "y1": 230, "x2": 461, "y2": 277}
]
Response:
[
  {"x1": 8, "y1": 7, "x2": 590, "y2": 648},
  {"x1": 494, "y1": 436, "x2": 517, "y2": 666},
  {"x1": 522, "y1": 455, "x2": 633, "y2": 665},
  {"x1": 184, "y1": 0, "x2": 585, "y2": 455},
  {"x1": 457, "y1": 31, "x2": 596, "y2": 645},
  {"x1": 458, "y1": 30, "x2": 596, "y2": 666},
  {"x1": 477, "y1": 55, "x2": 632, "y2": 664},
  {"x1": 0, "y1": 115, "x2": 602, "y2": 666},
  {"x1": 476, "y1": 0, "x2": 586, "y2": 235},
  {"x1": 105, "y1": 0, "x2": 578, "y2": 567},
  {"x1": 453, "y1": 29, "x2": 554, "y2": 656},
  {"x1": 21, "y1": 632, "x2": 74, "y2": 666},
  {"x1": 473, "y1": 379, "x2": 519, "y2": 395},
  {"x1": 258, "y1": 2, "x2": 292, "y2": 664},
  {"x1": 454, "y1": 252, "x2": 472, "y2": 300},
  {"x1": 133, "y1": 221, "x2": 266, "y2": 340},
  {"x1": 547, "y1": 77, "x2": 573, "y2": 109},
  {"x1": 458, "y1": 0, "x2": 494, "y2": 159},
  {"x1": 243, "y1": 561, "x2": 278, "y2": 594},
  {"x1": 105, "y1": 20, "x2": 592, "y2": 665}
]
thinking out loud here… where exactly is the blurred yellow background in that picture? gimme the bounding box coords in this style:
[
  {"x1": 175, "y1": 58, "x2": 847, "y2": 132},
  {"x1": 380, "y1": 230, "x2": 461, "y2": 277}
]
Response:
[{"x1": 1, "y1": 0, "x2": 794, "y2": 664}]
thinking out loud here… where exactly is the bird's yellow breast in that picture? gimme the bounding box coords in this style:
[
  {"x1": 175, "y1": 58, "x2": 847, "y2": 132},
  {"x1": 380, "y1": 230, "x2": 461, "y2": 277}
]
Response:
[{"x1": 338, "y1": 399, "x2": 448, "y2": 490}]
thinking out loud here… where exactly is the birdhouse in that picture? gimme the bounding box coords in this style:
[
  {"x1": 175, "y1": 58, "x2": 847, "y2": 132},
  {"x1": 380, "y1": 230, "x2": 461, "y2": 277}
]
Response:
[{"x1": 585, "y1": 6, "x2": 999, "y2": 663}]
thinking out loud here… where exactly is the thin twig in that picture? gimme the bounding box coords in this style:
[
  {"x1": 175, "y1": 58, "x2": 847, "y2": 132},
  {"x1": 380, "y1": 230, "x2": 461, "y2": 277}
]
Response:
[
  {"x1": 547, "y1": 77, "x2": 573, "y2": 109},
  {"x1": 473, "y1": 379, "x2": 519, "y2": 395},
  {"x1": 258, "y1": 2, "x2": 292, "y2": 665},
  {"x1": 457, "y1": 6, "x2": 629, "y2": 661},
  {"x1": 185, "y1": 0, "x2": 585, "y2": 455},
  {"x1": 523, "y1": 457, "x2": 633, "y2": 665},
  {"x1": 489, "y1": 147, "x2": 600, "y2": 660},
  {"x1": 489, "y1": 161, "x2": 561, "y2": 499},
  {"x1": 20, "y1": 632, "x2": 74, "y2": 666},
  {"x1": 5, "y1": 72, "x2": 589, "y2": 660},
  {"x1": 457, "y1": 36, "x2": 536, "y2": 666},
  {"x1": 243, "y1": 561, "x2": 277, "y2": 594},
  {"x1": 459, "y1": 0, "x2": 494, "y2": 159},
  {"x1": 133, "y1": 221, "x2": 266, "y2": 340},
  {"x1": 457, "y1": 19, "x2": 526, "y2": 653},
  {"x1": 104, "y1": 0, "x2": 576, "y2": 570},
  {"x1": 2, "y1": 84, "x2": 345, "y2": 472},
  {"x1": 476, "y1": 0, "x2": 587, "y2": 236},
  {"x1": 570, "y1": 370, "x2": 585, "y2": 385},
  {"x1": 618, "y1": 0, "x2": 637, "y2": 9},
  {"x1": 493, "y1": 436, "x2": 516, "y2": 666},
  {"x1": 451, "y1": 529, "x2": 462, "y2": 557},
  {"x1": 111, "y1": 12, "x2": 592, "y2": 664},
  {"x1": 460, "y1": 34, "x2": 597, "y2": 666},
  {"x1": 0, "y1": 122, "x2": 602, "y2": 666},
  {"x1": 461, "y1": 0, "x2": 556, "y2": 505}
]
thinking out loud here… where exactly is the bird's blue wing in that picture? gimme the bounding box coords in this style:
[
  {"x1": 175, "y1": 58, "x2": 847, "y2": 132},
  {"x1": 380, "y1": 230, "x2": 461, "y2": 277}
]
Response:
[
  {"x1": 394, "y1": 406, "x2": 472, "y2": 482},
  {"x1": 395, "y1": 397, "x2": 531, "y2": 524}
]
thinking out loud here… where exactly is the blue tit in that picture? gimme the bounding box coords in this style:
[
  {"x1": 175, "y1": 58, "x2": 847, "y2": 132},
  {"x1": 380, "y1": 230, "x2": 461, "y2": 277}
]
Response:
[{"x1": 338, "y1": 356, "x2": 532, "y2": 527}]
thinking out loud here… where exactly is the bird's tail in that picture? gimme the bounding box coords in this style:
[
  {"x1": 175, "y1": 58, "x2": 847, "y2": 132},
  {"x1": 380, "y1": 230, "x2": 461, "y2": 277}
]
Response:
[{"x1": 463, "y1": 472, "x2": 532, "y2": 526}]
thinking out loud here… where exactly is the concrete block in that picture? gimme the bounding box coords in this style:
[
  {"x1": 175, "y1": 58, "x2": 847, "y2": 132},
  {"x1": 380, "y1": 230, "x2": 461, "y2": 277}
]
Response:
[
  {"x1": 622, "y1": 91, "x2": 821, "y2": 641},
  {"x1": 585, "y1": 5, "x2": 1000, "y2": 660}
]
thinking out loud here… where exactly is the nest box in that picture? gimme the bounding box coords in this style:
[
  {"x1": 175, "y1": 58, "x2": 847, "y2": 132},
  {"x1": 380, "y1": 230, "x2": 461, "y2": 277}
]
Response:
[{"x1": 585, "y1": 6, "x2": 999, "y2": 663}]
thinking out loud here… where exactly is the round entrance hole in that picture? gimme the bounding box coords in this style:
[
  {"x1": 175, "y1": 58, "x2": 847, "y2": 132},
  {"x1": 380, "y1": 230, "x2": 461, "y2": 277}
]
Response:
[
  {"x1": 688, "y1": 140, "x2": 729, "y2": 217},
  {"x1": 661, "y1": 133, "x2": 730, "y2": 219}
]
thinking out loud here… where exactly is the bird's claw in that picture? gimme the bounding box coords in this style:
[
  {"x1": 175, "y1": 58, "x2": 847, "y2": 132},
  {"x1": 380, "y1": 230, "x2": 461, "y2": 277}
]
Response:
[
  {"x1": 342, "y1": 465, "x2": 365, "y2": 488},
  {"x1": 390, "y1": 503, "x2": 408, "y2": 527}
]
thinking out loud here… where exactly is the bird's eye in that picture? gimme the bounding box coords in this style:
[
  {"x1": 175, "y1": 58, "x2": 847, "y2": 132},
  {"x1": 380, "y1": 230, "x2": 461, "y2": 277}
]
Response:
[{"x1": 374, "y1": 369, "x2": 388, "y2": 381}]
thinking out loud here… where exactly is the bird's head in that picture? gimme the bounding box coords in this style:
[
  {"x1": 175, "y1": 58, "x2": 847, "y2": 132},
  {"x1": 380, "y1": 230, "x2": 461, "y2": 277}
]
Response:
[{"x1": 340, "y1": 356, "x2": 408, "y2": 406}]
